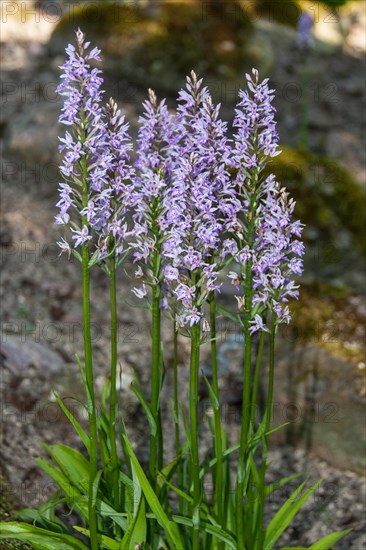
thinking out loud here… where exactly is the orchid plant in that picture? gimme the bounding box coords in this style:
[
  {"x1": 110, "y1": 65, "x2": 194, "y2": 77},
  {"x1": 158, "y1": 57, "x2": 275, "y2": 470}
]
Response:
[{"x1": 0, "y1": 30, "x2": 350, "y2": 550}]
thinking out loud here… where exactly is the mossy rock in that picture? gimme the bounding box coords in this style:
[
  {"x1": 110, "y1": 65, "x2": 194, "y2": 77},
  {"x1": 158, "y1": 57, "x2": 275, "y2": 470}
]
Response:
[
  {"x1": 240, "y1": 0, "x2": 301, "y2": 27},
  {"x1": 48, "y1": 1, "x2": 262, "y2": 93},
  {"x1": 266, "y1": 146, "x2": 366, "y2": 256},
  {"x1": 48, "y1": 3, "x2": 156, "y2": 57}
]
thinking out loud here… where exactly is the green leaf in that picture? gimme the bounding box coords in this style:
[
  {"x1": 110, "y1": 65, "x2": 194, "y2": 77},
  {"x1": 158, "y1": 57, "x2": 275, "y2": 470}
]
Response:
[
  {"x1": 265, "y1": 473, "x2": 303, "y2": 498},
  {"x1": 157, "y1": 473, "x2": 193, "y2": 505},
  {"x1": 0, "y1": 522, "x2": 89, "y2": 549},
  {"x1": 95, "y1": 499, "x2": 128, "y2": 531},
  {"x1": 123, "y1": 436, "x2": 184, "y2": 548},
  {"x1": 264, "y1": 480, "x2": 321, "y2": 550},
  {"x1": 91, "y1": 469, "x2": 102, "y2": 509},
  {"x1": 71, "y1": 249, "x2": 82, "y2": 263},
  {"x1": 42, "y1": 444, "x2": 90, "y2": 494},
  {"x1": 200, "y1": 443, "x2": 240, "y2": 478},
  {"x1": 88, "y1": 249, "x2": 102, "y2": 268},
  {"x1": 17, "y1": 500, "x2": 69, "y2": 535},
  {"x1": 172, "y1": 515, "x2": 237, "y2": 549},
  {"x1": 118, "y1": 419, "x2": 132, "y2": 477},
  {"x1": 216, "y1": 304, "x2": 242, "y2": 325},
  {"x1": 308, "y1": 529, "x2": 352, "y2": 549},
  {"x1": 120, "y1": 497, "x2": 147, "y2": 550},
  {"x1": 73, "y1": 527, "x2": 119, "y2": 550},
  {"x1": 35, "y1": 457, "x2": 88, "y2": 520},
  {"x1": 52, "y1": 394, "x2": 90, "y2": 452},
  {"x1": 130, "y1": 379, "x2": 157, "y2": 437},
  {"x1": 156, "y1": 449, "x2": 188, "y2": 494},
  {"x1": 202, "y1": 373, "x2": 219, "y2": 411}
]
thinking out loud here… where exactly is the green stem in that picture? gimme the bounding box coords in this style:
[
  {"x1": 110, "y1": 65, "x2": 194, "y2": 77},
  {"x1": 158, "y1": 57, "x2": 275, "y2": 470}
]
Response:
[
  {"x1": 189, "y1": 318, "x2": 201, "y2": 550},
  {"x1": 250, "y1": 329, "x2": 266, "y2": 431},
  {"x1": 149, "y1": 280, "x2": 162, "y2": 486},
  {"x1": 256, "y1": 323, "x2": 276, "y2": 550},
  {"x1": 236, "y1": 193, "x2": 257, "y2": 547},
  {"x1": 209, "y1": 292, "x2": 224, "y2": 542},
  {"x1": 109, "y1": 254, "x2": 119, "y2": 510},
  {"x1": 173, "y1": 324, "x2": 180, "y2": 457},
  {"x1": 79, "y1": 122, "x2": 99, "y2": 547},
  {"x1": 81, "y1": 244, "x2": 99, "y2": 550},
  {"x1": 173, "y1": 324, "x2": 183, "y2": 514}
]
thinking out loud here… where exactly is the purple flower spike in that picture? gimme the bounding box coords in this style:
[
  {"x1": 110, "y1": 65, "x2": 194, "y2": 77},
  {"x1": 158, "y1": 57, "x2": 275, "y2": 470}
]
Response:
[
  {"x1": 297, "y1": 12, "x2": 314, "y2": 49},
  {"x1": 56, "y1": 30, "x2": 134, "y2": 261},
  {"x1": 231, "y1": 68, "x2": 280, "y2": 180},
  {"x1": 163, "y1": 71, "x2": 239, "y2": 326},
  {"x1": 228, "y1": 71, "x2": 304, "y2": 329},
  {"x1": 56, "y1": 29, "x2": 108, "y2": 253}
]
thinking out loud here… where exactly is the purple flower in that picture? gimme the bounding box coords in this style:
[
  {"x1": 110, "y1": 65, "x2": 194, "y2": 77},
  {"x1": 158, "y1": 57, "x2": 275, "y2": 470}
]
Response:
[
  {"x1": 249, "y1": 314, "x2": 270, "y2": 335},
  {"x1": 227, "y1": 71, "x2": 304, "y2": 328},
  {"x1": 230, "y1": 68, "x2": 280, "y2": 179},
  {"x1": 97, "y1": 97, "x2": 134, "y2": 256},
  {"x1": 132, "y1": 285, "x2": 147, "y2": 299},
  {"x1": 164, "y1": 266, "x2": 179, "y2": 282},
  {"x1": 71, "y1": 225, "x2": 92, "y2": 247},
  {"x1": 129, "y1": 89, "x2": 175, "y2": 299},
  {"x1": 56, "y1": 29, "x2": 109, "y2": 253},
  {"x1": 228, "y1": 271, "x2": 241, "y2": 289},
  {"x1": 56, "y1": 238, "x2": 71, "y2": 258},
  {"x1": 297, "y1": 12, "x2": 314, "y2": 49},
  {"x1": 56, "y1": 30, "x2": 134, "y2": 261},
  {"x1": 162, "y1": 72, "x2": 238, "y2": 325},
  {"x1": 185, "y1": 307, "x2": 202, "y2": 327}
]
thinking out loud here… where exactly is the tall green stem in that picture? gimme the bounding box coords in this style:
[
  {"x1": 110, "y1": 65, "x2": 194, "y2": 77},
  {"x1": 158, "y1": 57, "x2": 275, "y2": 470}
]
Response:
[
  {"x1": 173, "y1": 325, "x2": 180, "y2": 454},
  {"x1": 189, "y1": 319, "x2": 201, "y2": 550},
  {"x1": 236, "y1": 232, "x2": 256, "y2": 546},
  {"x1": 209, "y1": 292, "x2": 224, "y2": 541},
  {"x1": 109, "y1": 254, "x2": 119, "y2": 510},
  {"x1": 256, "y1": 323, "x2": 276, "y2": 550},
  {"x1": 250, "y1": 329, "x2": 266, "y2": 431},
  {"x1": 149, "y1": 279, "x2": 162, "y2": 486},
  {"x1": 79, "y1": 125, "x2": 99, "y2": 547},
  {"x1": 173, "y1": 324, "x2": 183, "y2": 513},
  {"x1": 81, "y1": 244, "x2": 99, "y2": 550}
]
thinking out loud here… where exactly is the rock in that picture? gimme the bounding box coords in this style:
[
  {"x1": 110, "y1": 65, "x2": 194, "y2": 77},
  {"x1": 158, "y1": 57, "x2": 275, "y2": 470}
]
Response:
[
  {"x1": 265, "y1": 147, "x2": 366, "y2": 285},
  {"x1": 5, "y1": 99, "x2": 61, "y2": 165},
  {"x1": 0, "y1": 333, "x2": 65, "y2": 375},
  {"x1": 272, "y1": 342, "x2": 366, "y2": 473}
]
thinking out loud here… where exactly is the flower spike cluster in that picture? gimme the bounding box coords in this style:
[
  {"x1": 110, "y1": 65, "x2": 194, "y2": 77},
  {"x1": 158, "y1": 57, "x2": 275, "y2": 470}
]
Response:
[
  {"x1": 226, "y1": 70, "x2": 304, "y2": 331},
  {"x1": 97, "y1": 98, "x2": 134, "y2": 257},
  {"x1": 130, "y1": 89, "x2": 176, "y2": 301},
  {"x1": 56, "y1": 32, "x2": 304, "y2": 331},
  {"x1": 162, "y1": 72, "x2": 239, "y2": 327},
  {"x1": 229, "y1": 68, "x2": 280, "y2": 198},
  {"x1": 56, "y1": 29, "x2": 134, "y2": 261}
]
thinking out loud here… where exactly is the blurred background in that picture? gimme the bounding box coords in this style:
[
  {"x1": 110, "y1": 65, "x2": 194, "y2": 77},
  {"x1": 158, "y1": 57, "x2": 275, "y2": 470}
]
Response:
[{"x1": 0, "y1": 0, "x2": 365, "y2": 547}]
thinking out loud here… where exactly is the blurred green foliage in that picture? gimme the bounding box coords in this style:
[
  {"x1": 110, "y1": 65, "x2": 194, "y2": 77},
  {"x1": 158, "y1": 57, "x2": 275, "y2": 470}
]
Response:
[{"x1": 50, "y1": 1, "x2": 257, "y2": 91}]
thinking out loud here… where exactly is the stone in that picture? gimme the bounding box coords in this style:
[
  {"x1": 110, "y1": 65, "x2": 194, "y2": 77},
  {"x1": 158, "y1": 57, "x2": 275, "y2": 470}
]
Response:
[
  {"x1": 0, "y1": 333, "x2": 65, "y2": 375},
  {"x1": 5, "y1": 99, "x2": 61, "y2": 165}
]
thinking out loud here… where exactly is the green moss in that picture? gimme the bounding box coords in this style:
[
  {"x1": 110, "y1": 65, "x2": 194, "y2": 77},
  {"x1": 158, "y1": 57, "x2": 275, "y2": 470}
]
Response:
[
  {"x1": 288, "y1": 283, "x2": 365, "y2": 366},
  {"x1": 50, "y1": 2, "x2": 155, "y2": 53},
  {"x1": 266, "y1": 147, "x2": 366, "y2": 255},
  {"x1": 242, "y1": 0, "x2": 301, "y2": 27},
  {"x1": 49, "y1": 1, "x2": 254, "y2": 92}
]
